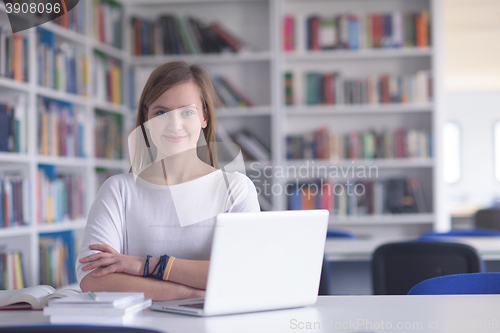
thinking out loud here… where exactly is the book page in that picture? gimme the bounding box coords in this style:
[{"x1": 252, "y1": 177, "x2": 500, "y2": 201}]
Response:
[
  {"x1": 41, "y1": 288, "x2": 81, "y2": 308},
  {"x1": 0, "y1": 285, "x2": 56, "y2": 309}
]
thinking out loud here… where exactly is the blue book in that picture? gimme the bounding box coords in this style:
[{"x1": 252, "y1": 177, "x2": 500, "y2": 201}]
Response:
[
  {"x1": 289, "y1": 186, "x2": 302, "y2": 210},
  {"x1": 383, "y1": 14, "x2": 393, "y2": 47},
  {"x1": 0, "y1": 104, "x2": 9, "y2": 152}
]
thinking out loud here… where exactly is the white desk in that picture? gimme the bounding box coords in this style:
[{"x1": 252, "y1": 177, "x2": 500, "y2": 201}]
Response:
[
  {"x1": 323, "y1": 237, "x2": 500, "y2": 295},
  {"x1": 1, "y1": 295, "x2": 499, "y2": 333},
  {"x1": 324, "y1": 236, "x2": 500, "y2": 262}
]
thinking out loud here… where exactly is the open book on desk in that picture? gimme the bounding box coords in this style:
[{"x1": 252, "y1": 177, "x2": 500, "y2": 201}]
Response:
[{"x1": 0, "y1": 285, "x2": 80, "y2": 310}]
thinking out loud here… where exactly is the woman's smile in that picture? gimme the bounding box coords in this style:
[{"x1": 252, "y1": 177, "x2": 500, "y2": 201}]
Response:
[{"x1": 163, "y1": 134, "x2": 187, "y2": 143}]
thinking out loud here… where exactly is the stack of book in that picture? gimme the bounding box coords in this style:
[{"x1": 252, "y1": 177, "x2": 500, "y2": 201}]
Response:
[{"x1": 44, "y1": 292, "x2": 152, "y2": 325}]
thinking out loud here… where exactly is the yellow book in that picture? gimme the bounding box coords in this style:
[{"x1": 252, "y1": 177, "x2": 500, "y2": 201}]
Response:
[
  {"x1": 112, "y1": 65, "x2": 120, "y2": 104},
  {"x1": 47, "y1": 195, "x2": 54, "y2": 224},
  {"x1": 14, "y1": 252, "x2": 24, "y2": 289},
  {"x1": 83, "y1": 56, "x2": 89, "y2": 97}
]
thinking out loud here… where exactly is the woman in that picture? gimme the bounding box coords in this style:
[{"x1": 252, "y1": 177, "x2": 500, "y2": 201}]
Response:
[{"x1": 76, "y1": 61, "x2": 260, "y2": 301}]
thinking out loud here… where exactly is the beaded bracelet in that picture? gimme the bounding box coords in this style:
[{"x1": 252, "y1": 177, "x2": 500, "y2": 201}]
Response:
[{"x1": 143, "y1": 255, "x2": 169, "y2": 280}]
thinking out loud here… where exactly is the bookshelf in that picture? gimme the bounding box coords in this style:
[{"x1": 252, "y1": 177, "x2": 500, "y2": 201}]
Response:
[
  {"x1": 278, "y1": 0, "x2": 445, "y2": 237},
  {"x1": 0, "y1": 0, "x2": 132, "y2": 289},
  {"x1": 0, "y1": 0, "x2": 447, "y2": 290}
]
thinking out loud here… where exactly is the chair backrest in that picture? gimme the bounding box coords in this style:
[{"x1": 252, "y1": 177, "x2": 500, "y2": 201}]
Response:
[
  {"x1": 408, "y1": 272, "x2": 500, "y2": 295},
  {"x1": 475, "y1": 209, "x2": 500, "y2": 231},
  {"x1": 372, "y1": 242, "x2": 483, "y2": 295}
]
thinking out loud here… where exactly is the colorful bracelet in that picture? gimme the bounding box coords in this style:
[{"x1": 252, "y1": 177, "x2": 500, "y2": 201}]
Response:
[
  {"x1": 143, "y1": 255, "x2": 169, "y2": 280},
  {"x1": 163, "y1": 256, "x2": 176, "y2": 281}
]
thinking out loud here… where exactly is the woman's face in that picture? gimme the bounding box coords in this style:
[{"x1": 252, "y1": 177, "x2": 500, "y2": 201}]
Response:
[{"x1": 146, "y1": 81, "x2": 207, "y2": 158}]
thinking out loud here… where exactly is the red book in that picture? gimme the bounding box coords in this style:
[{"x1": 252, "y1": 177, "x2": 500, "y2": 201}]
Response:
[
  {"x1": 373, "y1": 15, "x2": 383, "y2": 48},
  {"x1": 210, "y1": 22, "x2": 245, "y2": 52},
  {"x1": 99, "y1": 4, "x2": 105, "y2": 43},
  {"x1": 324, "y1": 74, "x2": 334, "y2": 104},
  {"x1": 283, "y1": 15, "x2": 295, "y2": 51},
  {"x1": 380, "y1": 75, "x2": 390, "y2": 103},
  {"x1": 321, "y1": 182, "x2": 334, "y2": 214},
  {"x1": 311, "y1": 16, "x2": 321, "y2": 50}
]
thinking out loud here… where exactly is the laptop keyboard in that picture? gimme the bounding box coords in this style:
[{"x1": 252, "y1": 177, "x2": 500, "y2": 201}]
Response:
[{"x1": 179, "y1": 303, "x2": 204, "y2": 309}]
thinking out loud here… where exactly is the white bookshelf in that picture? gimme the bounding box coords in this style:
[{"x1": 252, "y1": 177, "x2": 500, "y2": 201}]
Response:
[
  {"x1": 0, "y1": 0, "x2": 447, "y2": 289},
  {"x1": 0, "y1": 0, "x2": 132, "y2": 288}
]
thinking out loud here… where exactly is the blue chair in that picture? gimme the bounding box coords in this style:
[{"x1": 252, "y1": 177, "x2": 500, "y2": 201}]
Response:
[
  {"x1": 419, "y1": 228, "x2": 500, "y2": 240},
  {"x1": 408, "y1": 272, "x2": 500, "y2": 295},
  {"x1": 319, "y1": 230, "x2": 357, "y2": 295}
]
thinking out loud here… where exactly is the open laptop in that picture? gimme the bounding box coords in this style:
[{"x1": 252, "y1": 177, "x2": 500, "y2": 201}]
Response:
[{"x1": 150, "y1": 209, "x2": 329, "y2": 316}]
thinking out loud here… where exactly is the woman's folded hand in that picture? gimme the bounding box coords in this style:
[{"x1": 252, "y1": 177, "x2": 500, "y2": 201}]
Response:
[{"x1": 80, "y1": 244, "x2": 146, "y2": 277}]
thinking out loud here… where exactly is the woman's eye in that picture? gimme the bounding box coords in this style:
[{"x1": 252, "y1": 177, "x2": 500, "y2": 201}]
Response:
[
  {"x1": 155, "y1": 110, "x2": 166, "y2": 116},
  {"x1": 182, "y1": 110, "x2": 194, "y2": 116}
]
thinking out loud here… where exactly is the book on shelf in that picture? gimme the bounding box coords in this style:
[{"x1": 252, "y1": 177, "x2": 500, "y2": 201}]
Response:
[
  {"x1": 287, "y1": 70, "x2": 432, "y2": 106},
  {"x1": 0, "y1": 250, "x2": 26, "y2": 291},
  {"x1": 0, "y1": 170, "x2": 29, "y2": 228},
  {"x1": 213, "y1": 75, "x2": 253, "y2": 108},
  {"x1": 0, "y1": 95, "x2": 27, "y2": 154},
  {"x1": 0, "y1": 25, "x2": 28, "y2": 82},
  {"x1": 37, "y1": 165, "x2": 84, "y2": 225},
  {"x1": 131, "y1": 15, "x2": 247, "y2": 56},
  {"x1": 231, "y1": 130, "x2": 271, "y2": 162},
  {"x1": 93, "y1": 0, "x2": 123, "y2": 49},
  {"x1": 94, "y1": 110, "x2": 123, "y2": 160},
  {"x1": 283, "y1": 10, "x2": 431, "y2": 52},
  {"x1": 93, "y1": 51, "x2": 122, "y2": 105},
  {"x1": 39, "y1": 230, "x2": 77, "y2": 288},
  {"x1": 0, "y1": 285, "x2": 79, "y2": 310},
  {"x1": 37, "y1": 97, "x2": 86, "y2": 157},
  {"x1": 44, "y1": 1, "x2": 85, "y2": 33},
  {"x1": 286, "y1": 126, "x2": 432, "y2": 161},
  {"x1": 287, "y1": 178, "x2": 427, "y2": 216},
  {"x1": 37, "y1": 28, "x2": 88, "y2": 96}
]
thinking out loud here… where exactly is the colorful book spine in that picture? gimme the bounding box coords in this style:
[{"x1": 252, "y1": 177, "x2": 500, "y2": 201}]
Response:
[
  {"x1": 37, "y1": 165, "x2": 85, "y2": 225},
  {"x1": 50, "y1": 1, "x2": 85, "y2": 33},
  {"x1": 287, "y1": 178, "x2": 427, "y2": 215},
  {"x1": 285, "y1": 70, "x2": 432, "y2": 106},
  {"x1": 212, "y1": 75, "x2": 254, "y2": 108},
  {"x1": 37, "y1": 97, "x2": 86, "y2": 158},
  {"x1": 39, "y1": 231, "x2": 76, "y2": 288},
  {"x1": 286, "y1": 127, "x2": 432, "y2": 161},
  {"x1": 93, "y1": 51, "x2": 122, "y2": 105},
  {"x1": 284, "y1": 10, "x2": 431, "y2": 52},
  {"x1": 37, "y1": 29, "x2": 88, "y2": 96},
  {"x1": 93, "y1": 0, "x2": 123, "y2": 49},
  {"x1": 0, "y1": 25, "x2": 29, "y2": 82},
  {"x1": 0, "y1": 171, "x2": 30, "y2": 229},
  {"x1": 0, "y1": 250, "x2": 26, "y2": 290},
  {"x1": 94, "y1": 110, "x2": 123, "y2": 160},
  {"x1": 131, "y1": 15, "x2": 246, "y2": 56}
]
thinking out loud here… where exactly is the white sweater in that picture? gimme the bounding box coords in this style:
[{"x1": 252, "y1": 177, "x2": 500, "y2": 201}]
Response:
[{"x1": 76, "y1": 170, "x2": 260, "y2": 284}]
